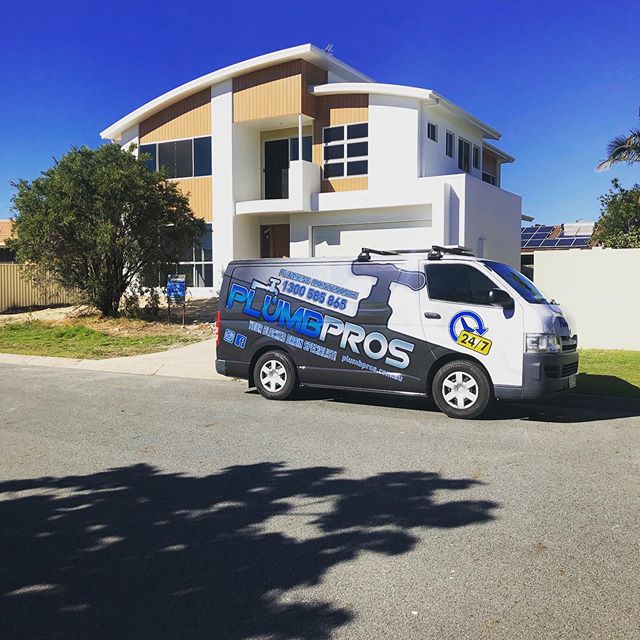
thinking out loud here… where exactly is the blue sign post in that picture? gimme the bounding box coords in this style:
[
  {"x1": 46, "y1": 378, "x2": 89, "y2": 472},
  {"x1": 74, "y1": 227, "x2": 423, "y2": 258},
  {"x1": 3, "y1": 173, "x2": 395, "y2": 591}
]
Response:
[{"x1": 167, "y1": 274, "x2": 187, "y2": 325}]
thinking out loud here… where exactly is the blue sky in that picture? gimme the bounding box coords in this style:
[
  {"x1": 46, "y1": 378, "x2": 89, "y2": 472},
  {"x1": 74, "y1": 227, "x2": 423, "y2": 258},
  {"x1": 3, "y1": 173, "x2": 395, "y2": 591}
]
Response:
[{"x1": 1, "y1": 0, "x2": 638, "y2": 223}]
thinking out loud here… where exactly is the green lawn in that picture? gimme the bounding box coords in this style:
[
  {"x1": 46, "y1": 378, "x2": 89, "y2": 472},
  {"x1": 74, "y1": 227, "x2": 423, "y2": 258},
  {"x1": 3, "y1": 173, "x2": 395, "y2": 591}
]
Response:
[
  {"x1": 0, "y1": 321, "x2": 198, "y2": 359},
  {"x1": 577, "y1": 349, "x2": 640, "y2": 398}
]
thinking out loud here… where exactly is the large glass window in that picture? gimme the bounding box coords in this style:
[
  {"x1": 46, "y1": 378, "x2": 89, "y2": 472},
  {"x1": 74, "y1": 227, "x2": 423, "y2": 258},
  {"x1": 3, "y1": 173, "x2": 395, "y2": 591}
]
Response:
[
  {"x1": 152, "y1": 225, "x2": 214, "y2": 289},
  {"x1": 426, "y1": 264, "x2": 497, "y2": 305},
  {"x1": 140, "y1": 137, "x2": 212, "y2": 178},
  {"x1": 159, "y1": 140, "x2": 193, "y2": 178},
  {"x1": 323, "y1": 122, "x2": 368, "y2": 179}
]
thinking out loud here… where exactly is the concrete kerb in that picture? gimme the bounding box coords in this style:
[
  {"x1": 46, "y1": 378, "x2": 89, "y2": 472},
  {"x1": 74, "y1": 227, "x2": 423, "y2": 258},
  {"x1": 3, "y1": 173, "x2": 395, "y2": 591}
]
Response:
[{"x1": 0, "y1": 339, "x2": 227, "y2": 381}]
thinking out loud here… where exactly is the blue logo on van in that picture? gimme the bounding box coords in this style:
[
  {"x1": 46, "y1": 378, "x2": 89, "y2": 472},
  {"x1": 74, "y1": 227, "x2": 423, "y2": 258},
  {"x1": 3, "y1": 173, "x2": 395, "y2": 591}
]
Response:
[{"x1": 449, "y1": 311, "x2": 488, "y2": 342}]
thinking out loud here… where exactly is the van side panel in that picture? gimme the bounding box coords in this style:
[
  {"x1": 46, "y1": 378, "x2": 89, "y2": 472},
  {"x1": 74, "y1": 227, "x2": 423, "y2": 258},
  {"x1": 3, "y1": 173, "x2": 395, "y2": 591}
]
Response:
[{"x1": 217, "y1": 259, "x2": 443, "y2": 394}]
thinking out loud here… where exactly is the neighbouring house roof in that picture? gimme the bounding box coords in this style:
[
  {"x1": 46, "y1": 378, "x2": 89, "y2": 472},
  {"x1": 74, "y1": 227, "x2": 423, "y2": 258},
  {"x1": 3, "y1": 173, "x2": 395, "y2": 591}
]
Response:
[
  {"x1": 100, "y1": 44, "x2": 373, "y2": 141},
  {"x1": 521, "y1": 222, "x2": 595, "y2": 251},
  {"x1": 0, "y1": 219, "x2": 13, "y2": 246}
]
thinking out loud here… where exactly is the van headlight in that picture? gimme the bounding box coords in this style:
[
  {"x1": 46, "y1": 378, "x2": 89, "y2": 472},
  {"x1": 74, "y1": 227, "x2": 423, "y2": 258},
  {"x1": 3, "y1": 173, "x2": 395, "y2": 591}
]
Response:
[{"x1": 525, "y1": 333, "x2": 562, "y2": 353}]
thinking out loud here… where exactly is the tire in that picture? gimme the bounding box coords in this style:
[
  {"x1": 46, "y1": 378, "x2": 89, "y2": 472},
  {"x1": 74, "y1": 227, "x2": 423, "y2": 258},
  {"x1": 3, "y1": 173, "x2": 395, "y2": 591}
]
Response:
[
  {"x1": 253, "y1": 350, "x2": 298, "y2": 400},
  {"x1": 431, "y1": 359, "x2": 493, "y2": 419}
]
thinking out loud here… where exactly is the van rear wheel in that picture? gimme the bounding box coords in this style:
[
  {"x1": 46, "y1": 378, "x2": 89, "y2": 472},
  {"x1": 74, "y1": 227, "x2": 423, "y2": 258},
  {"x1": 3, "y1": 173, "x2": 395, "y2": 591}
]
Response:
[
  {"x1": 432, "y1": 360, "x2": 492, "y2": 419},
  {"x1": 254, "y1": 351, "x2": 297, "y2": 400}
]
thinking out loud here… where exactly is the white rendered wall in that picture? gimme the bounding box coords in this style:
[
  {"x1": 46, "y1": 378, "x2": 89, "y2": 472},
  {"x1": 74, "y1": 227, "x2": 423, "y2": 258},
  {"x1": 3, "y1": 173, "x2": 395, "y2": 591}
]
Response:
[
  {"x1": 368, "y1": 94, "x2": 421, "y2": 187},
  {"x1": 119, "y1": 124, "x2": 139, "y2": 153},
  {"x1": 461, "y1": 176, "x2": 522, "y2": 267},
  {"x1": 420, "y1": 104, "x2": 485, "y2": 181},
  {"x1": 211, "y1": 81, "x2": 235, "y2": 290},
  {"x1": 534, "y1": 248, "x2": 640, "y2": 350}
]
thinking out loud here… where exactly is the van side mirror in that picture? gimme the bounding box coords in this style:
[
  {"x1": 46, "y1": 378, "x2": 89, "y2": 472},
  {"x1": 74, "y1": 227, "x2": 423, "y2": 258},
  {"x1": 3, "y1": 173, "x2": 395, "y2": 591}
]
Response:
[{"x1": 489, "y1": 288, "x2": 514, "y2": 308}]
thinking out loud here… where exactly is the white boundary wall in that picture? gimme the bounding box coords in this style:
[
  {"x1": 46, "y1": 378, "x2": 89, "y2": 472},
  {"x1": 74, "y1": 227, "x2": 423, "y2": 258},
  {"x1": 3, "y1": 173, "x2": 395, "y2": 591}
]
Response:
[{"x1": 534, "y1": 248, "x2": 640, "y2": 350}]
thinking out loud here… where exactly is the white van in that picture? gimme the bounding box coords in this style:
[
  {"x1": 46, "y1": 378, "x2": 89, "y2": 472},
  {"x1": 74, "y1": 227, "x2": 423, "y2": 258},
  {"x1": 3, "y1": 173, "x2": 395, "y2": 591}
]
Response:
[{"x1": 216, "y1": 246, "x2": 578, "y2": 419}]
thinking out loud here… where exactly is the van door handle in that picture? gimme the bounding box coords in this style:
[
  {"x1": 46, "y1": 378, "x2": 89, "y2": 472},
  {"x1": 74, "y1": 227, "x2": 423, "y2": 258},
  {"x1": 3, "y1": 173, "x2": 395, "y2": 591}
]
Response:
[{"x1": 424, "y1": 312, "x2": 441, "y2": 319}]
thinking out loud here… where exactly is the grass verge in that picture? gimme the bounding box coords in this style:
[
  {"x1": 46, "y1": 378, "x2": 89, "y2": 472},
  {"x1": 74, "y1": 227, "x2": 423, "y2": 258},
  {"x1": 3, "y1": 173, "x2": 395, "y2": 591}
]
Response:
[
  {"x1": 0, "y1": 321, "x2": 199, "y2": 359},
  {"x1": 577, "y1": 349, "x2": 640, "y2": 398}
]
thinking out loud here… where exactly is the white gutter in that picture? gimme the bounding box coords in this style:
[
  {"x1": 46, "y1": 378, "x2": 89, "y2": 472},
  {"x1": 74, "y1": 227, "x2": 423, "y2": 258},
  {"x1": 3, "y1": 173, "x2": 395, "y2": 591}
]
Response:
[{"x1": 312, "y1": 83, "x2": 502, "y2": 140}]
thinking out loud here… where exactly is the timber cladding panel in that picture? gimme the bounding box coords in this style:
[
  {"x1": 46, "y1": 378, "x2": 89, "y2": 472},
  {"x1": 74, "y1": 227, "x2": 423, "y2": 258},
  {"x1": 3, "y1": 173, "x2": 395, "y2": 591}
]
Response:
[
  {"x1": 321, "y1": 177, "x2": 368, "y2": 192},
  {"x1": 233, "y1": 60, "x2": 327, "y2": 122},
  {"x1": 312, "y1": 94, "x2": 369, "y2": 193},
  {"x1": 140, "y1": 88, "x2": 211, "y2": 143},
  {"x1": 173, "y1": 177, "x2": 212, "y2": 222}
]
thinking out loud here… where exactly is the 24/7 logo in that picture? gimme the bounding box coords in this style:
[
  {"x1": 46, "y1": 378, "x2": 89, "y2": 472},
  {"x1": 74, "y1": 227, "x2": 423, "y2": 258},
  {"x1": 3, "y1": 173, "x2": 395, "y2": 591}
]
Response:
[{"x1": 449, "y1": 311, "x2": 492, "y2": 356}]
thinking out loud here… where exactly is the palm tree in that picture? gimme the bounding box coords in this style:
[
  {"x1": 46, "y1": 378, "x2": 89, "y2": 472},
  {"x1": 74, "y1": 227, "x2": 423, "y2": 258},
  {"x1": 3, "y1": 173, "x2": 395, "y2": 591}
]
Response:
[{"x1": 596, "y1": 109, "x2": 640, "y2": 171}]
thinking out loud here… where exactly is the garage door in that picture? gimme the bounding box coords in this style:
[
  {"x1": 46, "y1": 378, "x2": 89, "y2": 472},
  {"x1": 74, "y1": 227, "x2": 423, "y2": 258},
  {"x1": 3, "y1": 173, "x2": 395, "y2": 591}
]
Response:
[{"x1": 312, "y1": 220, "x2": 432, "y2": 257}]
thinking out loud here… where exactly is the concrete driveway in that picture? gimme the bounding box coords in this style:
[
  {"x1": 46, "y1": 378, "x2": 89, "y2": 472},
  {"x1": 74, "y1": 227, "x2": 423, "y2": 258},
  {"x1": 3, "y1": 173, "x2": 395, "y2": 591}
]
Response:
[{"x1": 1, "y1": 364, "x2": 639, "y2": 640}]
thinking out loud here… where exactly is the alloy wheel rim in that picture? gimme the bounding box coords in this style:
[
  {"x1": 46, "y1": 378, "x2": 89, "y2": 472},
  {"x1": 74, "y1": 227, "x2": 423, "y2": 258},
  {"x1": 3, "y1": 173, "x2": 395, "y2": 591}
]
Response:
[
  {"x1": 260, "y1": 360, "x2": 287, "y2": 392},
  {"x1": 442, "y1": 371, "x2": 479, "y2": 409}
]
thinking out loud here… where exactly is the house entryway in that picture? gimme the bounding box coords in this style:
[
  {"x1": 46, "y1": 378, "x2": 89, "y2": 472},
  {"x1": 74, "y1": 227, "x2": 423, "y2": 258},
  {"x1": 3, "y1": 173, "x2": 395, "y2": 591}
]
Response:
[{"x1": 260, "y1": 224, "x2": 290, "y2": 258}]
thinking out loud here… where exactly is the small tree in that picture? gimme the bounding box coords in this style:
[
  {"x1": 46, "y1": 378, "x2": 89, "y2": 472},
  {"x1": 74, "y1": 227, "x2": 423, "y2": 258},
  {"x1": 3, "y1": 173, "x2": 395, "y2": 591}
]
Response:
[
  {"x1": 593, "y1": 179, "x2": 640, "y2": 248},
  {"x1": 10, "y1": 144, "x2": 206, "y2": 316}
]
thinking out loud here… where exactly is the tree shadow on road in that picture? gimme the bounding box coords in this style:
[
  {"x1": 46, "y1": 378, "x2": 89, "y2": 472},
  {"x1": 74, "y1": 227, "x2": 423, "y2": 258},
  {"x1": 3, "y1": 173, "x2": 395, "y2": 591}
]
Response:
[{"x1": 0, "y1": 463, "x2": 497, "y2": 640}]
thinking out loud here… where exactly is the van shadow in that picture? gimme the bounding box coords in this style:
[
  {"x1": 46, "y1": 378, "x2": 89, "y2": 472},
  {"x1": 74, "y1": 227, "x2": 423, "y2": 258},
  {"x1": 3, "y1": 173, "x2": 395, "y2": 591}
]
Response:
[
  {"x1": 1, "y1": 463, "x2": 498, "y2": 640},
  {"x1": 282, "y1": 387, "x2": 640, "y2": 424}
]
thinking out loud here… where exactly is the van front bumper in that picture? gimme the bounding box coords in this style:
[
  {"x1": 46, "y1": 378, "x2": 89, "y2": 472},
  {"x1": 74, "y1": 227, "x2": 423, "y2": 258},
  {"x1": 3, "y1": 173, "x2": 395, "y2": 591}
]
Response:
[{"x1": 495, "y1": 351, "x2": 579, "y2": 401}]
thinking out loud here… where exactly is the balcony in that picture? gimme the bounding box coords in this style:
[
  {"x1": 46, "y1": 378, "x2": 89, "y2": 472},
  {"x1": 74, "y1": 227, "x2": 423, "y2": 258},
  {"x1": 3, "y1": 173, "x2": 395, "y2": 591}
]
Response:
[{"x1": 235, "y1": 160, "x2": 321, "y2": 215}]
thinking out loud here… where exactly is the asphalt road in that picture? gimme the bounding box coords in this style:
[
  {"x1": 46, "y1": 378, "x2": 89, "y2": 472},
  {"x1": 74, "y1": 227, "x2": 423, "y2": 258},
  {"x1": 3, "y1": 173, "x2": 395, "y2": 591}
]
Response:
[{"x1": 1, "y1": 364, "x2": 639, "y2": 640}]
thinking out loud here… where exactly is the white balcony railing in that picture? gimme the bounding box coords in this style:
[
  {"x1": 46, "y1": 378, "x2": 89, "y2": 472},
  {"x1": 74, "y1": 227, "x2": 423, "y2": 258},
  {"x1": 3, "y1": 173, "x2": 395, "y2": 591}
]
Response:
[{"x1": 235, "y1": 160, "x2": 321, "y2": 215}]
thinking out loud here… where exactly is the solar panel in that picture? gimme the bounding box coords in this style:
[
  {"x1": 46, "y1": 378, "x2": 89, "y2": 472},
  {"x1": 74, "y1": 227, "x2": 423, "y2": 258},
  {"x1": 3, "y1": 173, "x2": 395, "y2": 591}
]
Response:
[
  {"x1": 541, "y1": 239, "x2": 558, "y2": 247},
  {"x1": 573, "y1": 237, "x2": 591, "y2": 247},
  {"x1": 525, "y1": 238, "x2": 545, "y2": 248},
  {"x1": 556, "y1": 238, "x2": 574, "y2": 247}
]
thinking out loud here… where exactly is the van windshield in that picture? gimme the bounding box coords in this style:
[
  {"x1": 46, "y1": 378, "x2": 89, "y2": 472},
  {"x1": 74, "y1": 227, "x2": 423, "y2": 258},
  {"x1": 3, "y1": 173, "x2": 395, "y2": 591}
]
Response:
[{"x1": 481, "y1": 260, "x2": 549, "y2": 304}]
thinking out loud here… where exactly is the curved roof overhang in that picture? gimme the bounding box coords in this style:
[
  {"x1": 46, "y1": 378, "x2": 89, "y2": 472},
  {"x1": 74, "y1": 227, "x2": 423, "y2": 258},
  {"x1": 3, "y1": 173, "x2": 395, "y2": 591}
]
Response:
[
  {"x1": 312, "y1": 82, "x2": 502, "y2": 140},
  {"x1": 101, "y1": 44, "x2": 373, "y2": 141}
]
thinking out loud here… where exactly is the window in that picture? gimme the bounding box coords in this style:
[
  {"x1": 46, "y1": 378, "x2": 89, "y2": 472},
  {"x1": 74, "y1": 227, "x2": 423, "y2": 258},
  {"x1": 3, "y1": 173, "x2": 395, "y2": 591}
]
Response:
[
  {"x1": 139, "y1": 137, "x2": 213, "y2": 178},
  {"x1": 482, "y1": 260, "x2": 548, "y2": 304},
  {"x1": 194, "y1": 137, "x2": 212, "y2": 176},
  {"x1": 323, "y1": 122, "x2": 368, "y2": 178},
  {"x1": 458, "y1": 138, "x2": 470, "y2": 172},
  {"x1": 445, "y1": 131, "x2": 455, "y2": 158},
  {"x1": 158, "y1": 224, "x2": 214, "y2": 288},
  {"x1": 427, "y1": 122, "x2": 438, "y2": 142},
  {"x1": 473, "y1": 145, "x2": 481, "y2": 170},
  {"x1": 482, "y1": 171, "x2": 497, "y2": 186},
  {"x1": 159, "y1": 140, "x2": 193, "y2": 178},
  {"x1": 139, "y1": 144, "x2": 157, "y2": 172},
  {"x1": 289, "y1": 135, "x2": 312, "y2": 162},
  {"x1": 426, "y1": 263, "x2": 497, "y2": 305}
]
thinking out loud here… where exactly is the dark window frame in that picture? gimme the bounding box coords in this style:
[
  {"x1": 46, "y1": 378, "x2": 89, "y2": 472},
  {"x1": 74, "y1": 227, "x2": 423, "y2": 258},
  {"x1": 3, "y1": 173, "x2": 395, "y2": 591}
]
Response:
[
  {"x1": 139, "y1": 136, "x2": 213, "y2": 178},
  {"x1": 445, "y1": 131, "x2": 455, "y2": 158},
  {"x1": 458, "y1": 138, "x2": 471, "y2": 173},
  {"x1": 322, "y1": 122, "x2": 368, "y2": 179},
  {"x1": 427, "y1": 122, "x2": 438, "y2": 142}
]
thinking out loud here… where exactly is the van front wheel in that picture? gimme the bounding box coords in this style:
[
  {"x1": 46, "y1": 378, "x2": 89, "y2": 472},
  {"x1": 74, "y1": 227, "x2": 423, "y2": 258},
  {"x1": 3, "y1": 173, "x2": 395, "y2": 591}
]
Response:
[
  {"x1": 254, "y1": 351, "x2": 297, "y2": 400},
  {"x1": 432, "y1": 360, "x2": 492, "y2": 419}
]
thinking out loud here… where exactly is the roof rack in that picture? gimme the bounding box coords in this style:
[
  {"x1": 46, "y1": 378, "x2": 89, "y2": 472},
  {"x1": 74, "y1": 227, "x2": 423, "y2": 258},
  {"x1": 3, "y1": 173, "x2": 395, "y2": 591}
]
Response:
[
  {"x1": 357, "y1": 246, "x2": 473, "y2": 262},
  {"x1": 428, "y1": 245, "x2": 474, "y2": 260}
]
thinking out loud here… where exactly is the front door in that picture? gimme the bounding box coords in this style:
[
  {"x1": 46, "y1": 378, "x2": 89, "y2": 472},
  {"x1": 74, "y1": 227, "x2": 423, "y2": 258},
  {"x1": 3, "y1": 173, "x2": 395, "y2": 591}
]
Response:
[
  {"x1": 419, "y1": 261, "x2": 524, "y2": 389},
  {"x1": 264, "y1": 139, "x2": 289, "y2": 199},
  {"x1": 260, "y1": 224, "x2": 290, "y2": 258}
]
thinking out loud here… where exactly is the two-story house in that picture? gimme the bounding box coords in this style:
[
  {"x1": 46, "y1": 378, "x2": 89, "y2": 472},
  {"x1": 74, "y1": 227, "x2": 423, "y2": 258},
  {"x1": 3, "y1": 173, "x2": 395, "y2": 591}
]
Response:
[{"x1": 101, "y1": 44, "x2": 521, "y2": 294}]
